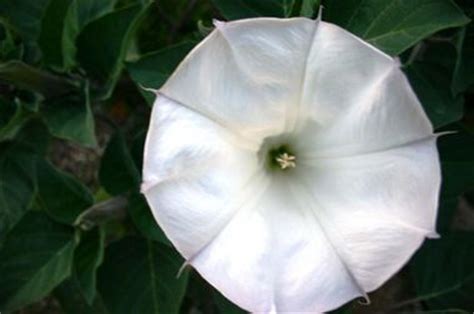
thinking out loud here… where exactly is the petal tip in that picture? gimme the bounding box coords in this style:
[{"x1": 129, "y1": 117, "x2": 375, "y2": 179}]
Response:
[
  {"x1": 427, "y1": 231, "x2": 441, "y2": 239},
  {"x1": 138, "y1": 84, "x2": 158, "y2": 94},
  {"x1": 176, "y1": 261, "x2": 190, "y2": 279},
  {"x1": 435, "y1": 130, "x2": 458, "y2": 138},
  {"x1": 357, "y1": 294, "x2": 371, "y2": 306},
  {"x1": 316, "y1": 4, "x2": 323, "y2": 21},
  {"x1": 212, "y1": 19, "x2": 226, "y2": 29}
]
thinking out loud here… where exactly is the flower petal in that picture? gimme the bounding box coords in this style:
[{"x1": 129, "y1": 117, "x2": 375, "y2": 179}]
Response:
[
  {"x1": 297, "y1": 22, "x2": 432, "y2": 157},
  {"x1": 142, "y1": 95, "x2": 262, "y2": 258},
  {"x1": 295, "y1": 136, "x2": 440, "y2": 291},
  {"x1": 191, "y1": 178, "x2": 366, "y2": 313},
  {"x1": 160, "y1": 18, "x2": 317, "y2": 140}
]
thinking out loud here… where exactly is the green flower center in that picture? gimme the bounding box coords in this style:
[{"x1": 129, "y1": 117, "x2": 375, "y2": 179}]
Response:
[{"x1": 268, "y1": 145, "x2": 296, "y2": 171}]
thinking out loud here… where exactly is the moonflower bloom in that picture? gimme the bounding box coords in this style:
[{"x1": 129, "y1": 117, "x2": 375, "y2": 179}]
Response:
[{"x1": 142, "y1": 16, "x2": 441, "y2": 313}]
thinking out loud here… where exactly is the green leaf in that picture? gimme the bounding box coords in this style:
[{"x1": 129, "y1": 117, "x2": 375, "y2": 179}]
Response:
[
  {"x1": 77, "y1": 2, "x2": 151, "y2": 99},
  {"x1": 74, "y1": 227, "x2": 105, "y2": 304},
  {"x1": 212, "y1": 0, "x2": 296, "y2": 19},
  {"x1": 411, "y1": 232, "x2": 474, "y2": 310},
  {"x1": 38, "y1": 0, "x2": 118, "y2": 70},
  {"x1": 0, "y1": 22, "x2": 23, "y2": 60},
  {"x1": 324, "y1": 0, "x2": 470, "y2": 55},
  {"x1": 35, "y1": 159, "x2": 94, "y2": 225},
  {"x1": 14, "y1": 118, "x2": 51, "y2": 155},
  {"x1": 38, "y1": 0, "x2": 74, "y2": 69},
  {"x1": 55, "y1": 276, "x2": 109, "y2": 314},
  {"x1": 436, "y1": 126, "x2": 474, "y2": 230},
  {"x1": 439, "y1": 127, "x2": 474, "y2": 198},
  {"x1": 0, "y1": 0, "x2": 50, "y2": 42},
  {"x1": 0, "y1": 143, "x2": 36, "y2": 242},
  {"x1": 0, "y1": 212, "x2": 76, "y2": 311},
  {"x1": 127, "y1": 42, "x2": 195, "y2": 104},
  {"x1": 0, "y1": 98, "x2": 32, "y2": 141},
  {"x1": 300, "y1": 0, "x2": 320, "y2": 17},
  {"x1": 405, "y1": 62, "x2": 463, "y2": 129},
  {"x1": 130, "y1": 129, "x2": 146, "y2": 171},
  {"x1": 452, "y1": 24, "x2": 474, "y2": 93},
  {"x1": 98, "y1": 237, "x2": 188, "y2": 314},
  {"x1": 213, "y1": 291, "x2": 246, "y2": 314},
  {"x1": 0, "y1": 61, "x2": 76, "y2": 98},
  {"x1": 99, "y1": 131, "x2": 140, "y2": 195},
  {"x1": 63, "y1": 0, "x2": 118, "y2": 69},
  {"x1": 42, "y1": 82, "x2": 97, "y2": 147},
  {"x1": 129, "y1": 193, "x2": 170, "y2": 245}
]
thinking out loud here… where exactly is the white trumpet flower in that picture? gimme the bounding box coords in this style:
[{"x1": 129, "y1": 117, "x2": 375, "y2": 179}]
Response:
[{"x1": 142, "y1": 16, "x2": 441, "y2": 313}]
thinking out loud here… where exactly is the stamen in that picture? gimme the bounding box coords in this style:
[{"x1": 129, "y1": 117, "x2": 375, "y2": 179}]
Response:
[{"x1": 275, "y1": 152, "x2": 296, "y2": 170}]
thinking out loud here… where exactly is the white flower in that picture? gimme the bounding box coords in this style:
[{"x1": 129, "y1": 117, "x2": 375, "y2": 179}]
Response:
[{"x1": 142, "y1": 16, "x2": 441, "y2": 313}]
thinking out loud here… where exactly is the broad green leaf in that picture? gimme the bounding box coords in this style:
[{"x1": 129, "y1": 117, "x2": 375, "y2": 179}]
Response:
[
  {"x1": 452, "y1": 25, "x2": 474, "y2": 93},
  {"x1": 0, "y1": 0, "x2": 50, "y2": 42},
  {"x1": 42, "y1": 82, "x2": 97, "y2": 147},
  {"x1": 98, "y1": 237, "x2": 188, "y2": 314},
  {"x1": 77, "y1": 3, "x2": 151, "y2": 99},
  {"x1": 35, "y1": 159, "x2": 94, "y2": 225},
  {"x1": 324, "y1": 0, "x2": 470, "y2": 55},
  {"x1": 38, "y1": 0, "x2": 74, "y2": 68},
  {"x1": 128, "y1": 193, "x2": 170, "y2": 245},
  {"x1": 127, "y1": 42, "x2": 195, "y2": 104},
  {"x1": 37, "y1": 0, "x2": 118, "y2": 70},
  {"x1": 212, "y1": 0, "x2": 296, "y2": 19},
  {"x1": 405, "y1": 62, "x2": 463, "y2": 129},
  {"x1": 411, "y1": 232, "x2": 474, "y2": 310},
  {"x1": 0, "y1": 212, "x2": 76, "y2": 311},
  {"x1": 0, "y1": 61, "x2": 76, "y2": 98},
  {"x1": 74, "y1": 227, "x2": 105, "y2": 304},
  {"x1": 55, "y1": 276, "x2": 109, "y2": 314},
  {"x1": 0, "y1": 143, "x2": 36, "y2": 242},
  {"x1": 99, "y1": 131, "x2": 140, "y2": 195},
  {"x1": 63, "y1": 0, "x2": 118, "y2": 69}
]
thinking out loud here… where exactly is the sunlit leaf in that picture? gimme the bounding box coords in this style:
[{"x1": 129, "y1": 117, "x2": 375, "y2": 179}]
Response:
[{"x1": 324, "y1": 0, "x2": 470, "y2": 55}]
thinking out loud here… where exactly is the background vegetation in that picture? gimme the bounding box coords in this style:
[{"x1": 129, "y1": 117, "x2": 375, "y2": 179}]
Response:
[{"x1": 0, "y1": 0, "x2": 473, "y2": 313}]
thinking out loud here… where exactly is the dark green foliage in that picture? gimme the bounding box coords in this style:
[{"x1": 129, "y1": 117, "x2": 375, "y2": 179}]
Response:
[
  {"x1": 36, "y1": 159, "x2": 94, "y2": 225},
  {"x1": 77, "y1": 2, "x2": 151, "y2": 98},
  {"x1": 128, "y1": 192, "x2": 171, "y2": 245},
  {"x1": 0, "y1": 0, "x2": 473, "y2": 313},
  {"x1": 0, "y1": 143, "x2": 37, "y2": 242},
  {"x1": 411, "y1": 232, "x2": 474, "y2": 310},
  {"x1": 74, "y1": 227, "x2": 105, "y2": 304},
  {"x1": 127, "y1": 41, "x2": 195, "y2": 104},
  {"x1": 99, "y1": 131, "x2": 140, "y2": 195},
  {"x1": 406, "y1": 62, "x2": 464, "y2": 129},
  {"x1": 324, "y1": 0, "x2": 470, "y2": 55},
  {"x1": 0, "y1": 212, "x2": 77, "y2": 311},
  {"x1": 212, "y1": 0, "x2": 296, "y2": 19},
  {"x1": 98, "y1": 237, "x2": 189, "y2": 314}
]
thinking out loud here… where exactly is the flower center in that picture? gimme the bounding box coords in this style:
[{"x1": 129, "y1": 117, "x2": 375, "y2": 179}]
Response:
[
  {"x1": 267, "y1": 144, "x2": 296, "y2": 171},
  {"x1": 258, "y1": 135, "x2": 298, "y2": 173},
  {"x1": 275, "y1": 152, "x2": 296, "y2": 169}
]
